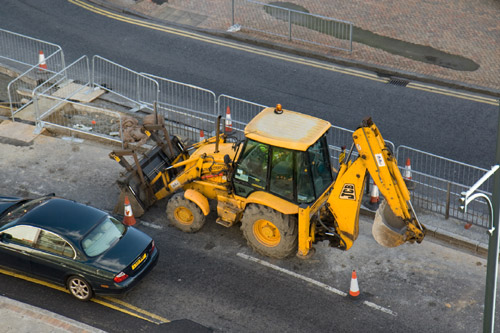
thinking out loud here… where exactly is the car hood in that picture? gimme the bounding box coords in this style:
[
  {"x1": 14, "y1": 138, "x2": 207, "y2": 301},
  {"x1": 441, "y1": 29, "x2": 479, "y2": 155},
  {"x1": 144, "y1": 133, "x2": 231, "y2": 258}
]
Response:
[
  {"x1": 0, "y1": 196, "x2": 23, "y2": 217},
  {"x1": 91, "y1": 227, "x2": 152, "y2": 272}
]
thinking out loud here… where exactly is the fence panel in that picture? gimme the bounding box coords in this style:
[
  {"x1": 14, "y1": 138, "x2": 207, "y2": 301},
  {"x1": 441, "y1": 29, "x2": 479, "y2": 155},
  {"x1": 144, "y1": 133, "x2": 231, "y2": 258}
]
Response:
[
  {"x1": 396, "y1": 145, "x2": 491, "y2": 226},
  {"x1": 0, "y1": 28, "x2": 65, "y2": 73},
  {"x1": 31, "y1": 56, "x2": 123, "y2": 143},
  {"x1": 232, "y1": 0, "x2": 353, "y2": 52},
  {"x1": 327, "y1": 124, "x2": 396, "y2": 167},
  {"x1": 217, "y1": 95, "x2": 268, "y2": 141},
  {"x1": 143, "y1": 73, "x2": 218, "y2": 144},
  {"x1": 92, "y1": 56, "x2": 159, "y2": 112}
]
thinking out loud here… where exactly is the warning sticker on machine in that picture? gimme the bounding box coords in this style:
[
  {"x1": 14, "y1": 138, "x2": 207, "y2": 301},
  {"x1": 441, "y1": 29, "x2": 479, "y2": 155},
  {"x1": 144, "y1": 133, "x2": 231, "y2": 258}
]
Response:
[
  {"x1": 375, "y1": 153, "x2": 386, "y2": 167},
  {"x1": 170, "y1": 180, "x2": 181, "y2": 190}
]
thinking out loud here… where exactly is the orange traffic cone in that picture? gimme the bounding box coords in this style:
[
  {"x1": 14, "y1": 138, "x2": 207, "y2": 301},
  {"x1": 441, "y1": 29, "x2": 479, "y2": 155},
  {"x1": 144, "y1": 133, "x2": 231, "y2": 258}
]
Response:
[
  {"x1": 225, "y1": 106, "x2": 232, "y2": 132},
  {"x1": 349, "y1": 270, "x2": 360, "y2": 298},
  {"x1": 404, "y1": 158, "x2": 412, "y2": 180},
  {"x1": 199, "y1": 129, "x2": 205, "y2": 142},
  {"x1": 464, "y1": 222, "x2": 472, "y2": 230},
  {"x1": 123, "y1": 196, "x2": 136, "y2": 226},
  {"x1": 367, "y1": 184, "x2": 380, "y2": 209},
  {"x1": 38, "y1": 50, "x2": 48, "y2": 71}
]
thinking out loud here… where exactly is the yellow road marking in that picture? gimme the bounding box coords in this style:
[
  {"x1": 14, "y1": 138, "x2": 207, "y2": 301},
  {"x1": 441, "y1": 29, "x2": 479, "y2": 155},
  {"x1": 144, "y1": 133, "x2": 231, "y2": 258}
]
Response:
[
  {"x1": 102, "y1": 296, "x2": 170, "y2": 323},
  {"x1": 0, "y1": 267, "x2": 68, "y2": 293},
  {"x1": 0, "y1": 267, "x2": 168, "y2": 324},
  {"x1": 408, "y1": 83, "x2": 499, "y2": 106},
  {"x1": 69, "y1": 0, "x2": 497, "y2": 105},
  {"x1": 68, "y1": 0, "x2": 386, "y2": 83}
]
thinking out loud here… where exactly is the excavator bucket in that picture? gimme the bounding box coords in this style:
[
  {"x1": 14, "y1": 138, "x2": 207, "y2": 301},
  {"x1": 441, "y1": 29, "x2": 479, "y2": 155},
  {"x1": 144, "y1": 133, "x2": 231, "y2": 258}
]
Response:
[{"x1": 372, "y1": 201, "x2": 407, "y2": 247}]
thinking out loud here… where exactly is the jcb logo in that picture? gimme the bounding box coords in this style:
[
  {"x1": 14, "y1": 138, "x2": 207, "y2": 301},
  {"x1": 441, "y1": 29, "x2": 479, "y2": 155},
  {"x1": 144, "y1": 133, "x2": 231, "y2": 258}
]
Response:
[{"x1": 340, "y1": 184, "x2": 356, "y2": 200}]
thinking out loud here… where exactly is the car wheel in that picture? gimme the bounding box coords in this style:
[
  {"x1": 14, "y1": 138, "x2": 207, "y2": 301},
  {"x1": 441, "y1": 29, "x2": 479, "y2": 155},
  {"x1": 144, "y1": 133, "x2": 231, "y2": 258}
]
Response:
[
  {"x1": 240, "y1": 204, "x2": 298, "y2": 259},
  {"x1": 67, "y1": 276, "x2": 93, "y2": 301}
]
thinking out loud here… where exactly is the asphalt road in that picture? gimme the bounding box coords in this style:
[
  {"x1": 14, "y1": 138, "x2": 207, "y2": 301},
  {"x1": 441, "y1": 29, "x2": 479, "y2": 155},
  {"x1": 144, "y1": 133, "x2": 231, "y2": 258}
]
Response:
[{"x1": 1, "y1": 0, "x2": 498, "y2": 169}]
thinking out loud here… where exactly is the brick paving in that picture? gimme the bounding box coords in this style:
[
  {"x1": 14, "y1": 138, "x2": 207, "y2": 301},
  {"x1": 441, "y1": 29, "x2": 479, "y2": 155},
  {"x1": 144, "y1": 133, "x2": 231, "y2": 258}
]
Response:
[{"x1": 111, "y1": 0, "x2": 500, "y2": 93}]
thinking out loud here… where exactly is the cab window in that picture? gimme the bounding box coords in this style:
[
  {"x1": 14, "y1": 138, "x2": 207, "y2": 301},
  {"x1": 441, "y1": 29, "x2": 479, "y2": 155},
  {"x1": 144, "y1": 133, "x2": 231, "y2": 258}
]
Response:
[
  {"x1": 234, "y1": 139, "x2": 269, "y2": 196},
  {"x1": 269, "y1": 146, "x2": 294, "y2": 200},
  {"x1": 296, "y1": 151, "x2": 315, "y2": 203},
  {"x1": 308, "y1": 136, "x2": 333, "y2": 197}
]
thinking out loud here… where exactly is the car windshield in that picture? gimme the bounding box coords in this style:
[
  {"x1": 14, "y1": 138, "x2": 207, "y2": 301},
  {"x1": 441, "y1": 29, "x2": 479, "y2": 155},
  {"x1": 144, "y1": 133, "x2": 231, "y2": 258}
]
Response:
[{"x1": 81, "y1": 216, "x2": 126, "y2": 257}]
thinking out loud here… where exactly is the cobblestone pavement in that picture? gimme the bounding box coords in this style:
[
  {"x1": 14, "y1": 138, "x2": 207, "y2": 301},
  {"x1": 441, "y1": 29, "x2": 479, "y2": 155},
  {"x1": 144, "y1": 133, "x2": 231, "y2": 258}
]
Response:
[{"x1": 106, "y1": 0, "x2": 500, "y2": 94}]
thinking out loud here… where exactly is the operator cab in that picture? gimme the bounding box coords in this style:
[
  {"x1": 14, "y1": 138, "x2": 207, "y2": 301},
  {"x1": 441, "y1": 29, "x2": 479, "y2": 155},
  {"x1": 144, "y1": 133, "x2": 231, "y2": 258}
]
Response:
[{"x1": 232, "y1": 105, "x2": 333, "y2": 204}]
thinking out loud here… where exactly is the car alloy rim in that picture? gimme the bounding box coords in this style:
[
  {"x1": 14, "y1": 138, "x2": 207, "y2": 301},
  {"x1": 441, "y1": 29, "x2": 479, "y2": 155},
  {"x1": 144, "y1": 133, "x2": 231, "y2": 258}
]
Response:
[
  {"x1": 174, "y1": 206, "x2": 194, "y2": 225},
  {"x1": 253, "y1": 219, "x2": 280, "y2": 247},
  {"x1": 69, "y1": 278, "x2": 90, "y2": 299}
]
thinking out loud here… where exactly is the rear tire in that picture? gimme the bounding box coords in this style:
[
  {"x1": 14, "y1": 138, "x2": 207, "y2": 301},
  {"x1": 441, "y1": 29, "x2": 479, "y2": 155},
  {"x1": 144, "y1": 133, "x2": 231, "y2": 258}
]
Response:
[
  {"x1": 166, "y1": 192, "x2": 206, "y2": 233},
  {"x1": 240, "y1": 204, "x2": 297, "y2": 259},
  {"x1": 67, "y1": 276, "x2": 93, "y2": 301}
]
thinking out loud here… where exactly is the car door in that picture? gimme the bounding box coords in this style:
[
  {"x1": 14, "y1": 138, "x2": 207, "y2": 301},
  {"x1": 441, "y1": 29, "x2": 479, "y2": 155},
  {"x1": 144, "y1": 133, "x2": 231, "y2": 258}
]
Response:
[
  {"x1": 0, "y1": 225, "x2": 38, "y2": 273},
  {"x1": 30, "y1": 229, "x2": 76, "y2": 283}
]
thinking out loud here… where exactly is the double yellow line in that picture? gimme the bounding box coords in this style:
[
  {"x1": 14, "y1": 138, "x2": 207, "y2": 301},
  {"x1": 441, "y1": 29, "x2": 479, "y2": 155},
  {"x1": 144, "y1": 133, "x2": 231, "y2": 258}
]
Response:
[
  {"x1": 0, "y1": 267, "x2": 169, "y2": 324},
  {"x1": 69, "y1": 0, "x2": 498, "y2": 106}
]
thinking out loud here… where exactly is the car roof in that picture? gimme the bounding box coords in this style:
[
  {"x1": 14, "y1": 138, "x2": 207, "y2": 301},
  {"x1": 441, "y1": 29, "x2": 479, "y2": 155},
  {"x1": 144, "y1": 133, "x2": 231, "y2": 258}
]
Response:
[
  {"x1": 17, "y1": 197, "x2": 107, "y2": 244},
  {"x1": 244, "y1": 107, "x2": 331, "y2": 151}
]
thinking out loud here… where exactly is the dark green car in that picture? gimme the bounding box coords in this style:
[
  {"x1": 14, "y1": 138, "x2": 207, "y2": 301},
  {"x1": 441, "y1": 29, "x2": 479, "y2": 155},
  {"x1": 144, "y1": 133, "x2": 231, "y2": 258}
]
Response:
[{"x1": 0, "y1": 195, "x2": 159, "y2": 301}]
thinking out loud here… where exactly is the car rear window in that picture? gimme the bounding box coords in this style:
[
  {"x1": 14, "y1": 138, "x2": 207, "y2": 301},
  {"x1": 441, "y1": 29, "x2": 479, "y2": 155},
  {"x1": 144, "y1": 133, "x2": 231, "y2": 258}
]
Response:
[{"x1": 81, "y1": 216, "x2": 126, "y2": 257}]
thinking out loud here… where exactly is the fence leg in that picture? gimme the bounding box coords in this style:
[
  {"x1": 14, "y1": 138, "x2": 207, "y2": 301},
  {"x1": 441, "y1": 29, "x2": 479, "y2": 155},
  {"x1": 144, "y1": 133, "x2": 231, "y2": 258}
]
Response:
[
  {"x1": 288, "y1": 10, "x2": 292, "y2": 41},
  {"x1": 232, "y1": 0, "x2": 235, "y2": 26},
  {"x1": 445, "y1": 182, "x2": 451, "y2": 219}
]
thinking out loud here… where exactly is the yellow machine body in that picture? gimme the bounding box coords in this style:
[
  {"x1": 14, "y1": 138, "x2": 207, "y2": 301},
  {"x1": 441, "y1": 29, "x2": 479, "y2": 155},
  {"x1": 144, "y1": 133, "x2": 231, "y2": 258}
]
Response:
[{"x1": 111, "y1": 106, "x2": 425, "y2": 259}]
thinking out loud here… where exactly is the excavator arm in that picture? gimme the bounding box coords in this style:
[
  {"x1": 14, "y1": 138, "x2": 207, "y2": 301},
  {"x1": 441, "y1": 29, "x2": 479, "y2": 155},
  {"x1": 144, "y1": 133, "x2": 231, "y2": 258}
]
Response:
[{"x1": 327, "y1": 117, "x2": 426, "y2": 249}]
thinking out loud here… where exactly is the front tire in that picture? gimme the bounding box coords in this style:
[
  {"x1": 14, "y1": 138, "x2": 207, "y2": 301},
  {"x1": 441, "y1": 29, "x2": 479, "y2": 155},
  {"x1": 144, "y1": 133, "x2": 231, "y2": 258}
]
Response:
[
  {"x1": 67, "y1": 276, "x2": 93, "y2": 301},
  {"x1": 240, "y1": 204, "x2": 298, "y2": 259},
  {"x1": 166, "y1": 192, "x2": 206, "y2": 232}
]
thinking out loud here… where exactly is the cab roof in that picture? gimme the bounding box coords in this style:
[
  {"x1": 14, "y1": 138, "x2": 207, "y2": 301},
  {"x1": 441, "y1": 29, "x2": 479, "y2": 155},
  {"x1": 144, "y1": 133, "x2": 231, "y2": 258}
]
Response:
[{"x1": 244, "y1": 107, "x2": 331, "y2": 151}]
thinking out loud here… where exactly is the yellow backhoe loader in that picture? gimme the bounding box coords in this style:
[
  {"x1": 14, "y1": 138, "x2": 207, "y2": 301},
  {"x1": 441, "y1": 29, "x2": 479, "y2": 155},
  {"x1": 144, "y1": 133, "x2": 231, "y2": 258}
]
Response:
[{"x1": 110, "y1": 105, "x2": 426, "y2": 259}]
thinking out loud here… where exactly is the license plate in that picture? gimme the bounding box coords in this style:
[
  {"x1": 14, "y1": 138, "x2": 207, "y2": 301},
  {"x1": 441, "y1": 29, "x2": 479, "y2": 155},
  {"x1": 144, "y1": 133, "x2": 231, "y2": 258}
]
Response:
[{"x1": 132, "y1": 253, "x2": 147, "y2": 270}]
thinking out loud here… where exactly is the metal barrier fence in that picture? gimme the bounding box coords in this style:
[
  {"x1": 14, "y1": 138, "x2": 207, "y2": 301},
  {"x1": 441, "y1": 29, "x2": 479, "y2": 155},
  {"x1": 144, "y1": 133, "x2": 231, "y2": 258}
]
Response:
[
  {"x1": 396, "y1": 146, "x2": 491, "y2": 226},
  {"x1": 8, "y1": 47, "x2": 488, "y2": 229},
  {"x1": 92, "y1": 56, "x2": 159, "y2": 112},
  {"x1": 327, "y1": 124, "x2": 396, "y2": 167},
  {"x1": 143, "y1": 73, "x2": 218, "y2": 144},
  {"x1": 218, "y1": 95, "x2": 268, "y2": 141},
  {"x1": 0, "y1": 28, "x2": 65, "y2": 73},
  {"x1": 32, "y1": 56, "x2": 123, "y2": 144},
  {"x1": 231, "y1": 0, "x2": 353, "y2": 52},
  {"x1": 0, "y1": 28, "x2": 66, "y2": 118}
]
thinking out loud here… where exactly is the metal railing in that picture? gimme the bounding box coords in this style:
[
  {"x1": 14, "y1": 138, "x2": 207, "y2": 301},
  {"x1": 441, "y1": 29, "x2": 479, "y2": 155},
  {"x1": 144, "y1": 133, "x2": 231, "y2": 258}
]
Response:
[
  {"x1": 218, "y1": 95, "x2": 268, "y2": 140},
  {"x1": 9, "y1": 49, "x2": 490, "y2": 229},
  {"x1": 231, "y1": 0, "x2": 353, "y2": 52},
  {"x1": 0, "y1": 28, "x2": 66, "y2": 118},
  {"x1": 396, "y1": 146, "x2": 491, "y2": 226},
  {"x1": 32, "y1": 56, "x2": 123, "y2": 144},
  {"x1": 92, "y1": 56, "x2": 159, "y2": 112},
  {"x1": 144, "y1": 73, "x2": 218, "y2": 144},
  {"x1": 0, "y1": 28, "x2": 65, "y2": 73}
]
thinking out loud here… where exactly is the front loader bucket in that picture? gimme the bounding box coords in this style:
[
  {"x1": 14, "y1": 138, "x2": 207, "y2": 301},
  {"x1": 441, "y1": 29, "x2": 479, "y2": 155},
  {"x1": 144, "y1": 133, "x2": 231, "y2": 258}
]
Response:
[
  {"x1": 114, "y1": 185, "x2": 146, "y2": 218},
  {"x1": 372, "y1": 201, "x2": 407, "y2": 247}
]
